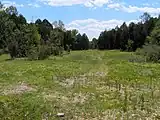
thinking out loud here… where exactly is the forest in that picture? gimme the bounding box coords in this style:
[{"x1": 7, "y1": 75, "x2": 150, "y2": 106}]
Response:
[{"x1": 0, "y1": 2, "x2": 160, "y2": 62}]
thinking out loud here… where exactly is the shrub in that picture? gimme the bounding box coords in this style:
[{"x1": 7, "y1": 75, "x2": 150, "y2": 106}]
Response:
[
  {"x1": 27, "y1": 46, "x2": 38, "y2": 60},
  {"x1": 136, "y1": 44, "x2": 160, "y2": 63},
  {"x1": 51, "y1": 46, "x2": 63, "y2": 56},
  {"x1": 128, "y1": 55, "x2": 146, "y2": 63},
  {"x1": 27, "y1": 44, "x2": 65, "y2": 60},
  {"x1": 38, "y1": 45, "x2": 51, "y2": 60},
  {"x1": 8, "y1": 41, "x2": 18, "y2": 59},
  {"x1": 126, "y1": 39, "x2": 134, "y2": 52},
  {"x1": 27, "y1": 45, "x2": 51, "y2": 60}
]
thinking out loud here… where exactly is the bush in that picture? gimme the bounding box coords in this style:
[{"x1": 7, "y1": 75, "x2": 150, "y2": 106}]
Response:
[
  {"x1": 8, "y1": 42, "x2": 18, "y2": 59},
  {"x1": 136, "y1": 44, "x2": 160, "y2": 63},
  {"x1": 38, "y1": 45, "x2": 51, "y2": 60},
  {"x1": 27, "y1": 46, "x2": 39, "y2": 60},
  {"x1": 126, "y1": 39, "x2": 134, "y2": 52},
  {"x1": 128, "y1": 55, "x2": 146, "y2": 63},
  {"x1": 27, "y1": 44, "x2": 65, "y2": 60},
  {"x1": 27, "y1": 45, "x2": 51, "y2": 60},
  {"x1": 51, "y1": 46, "x2": 64, "y2": 56}
]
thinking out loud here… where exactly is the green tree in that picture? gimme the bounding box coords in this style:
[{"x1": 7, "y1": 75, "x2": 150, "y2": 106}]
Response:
[
  {"x1": 64, "y1": 30, "x2": 72, "y2": 50},
  {"x1": 120, "y1": 22, "x2": 129, "y2": 51},
  {"x1": 0, "y1": 2, "x2": 3, "y2": 9},
  {"x1": 35, "y1": 19, "x2": 53, "y2": 42},
  {"x1": 50, "y1": 28, "x2": 64, "y2": 46},
  {"x1": 148, "y1": 19, "x2": 160, "y2": 45},
  {"x1": 140, "y1": 12, "x2": 151, "y2": 23},
  {"x1": 5, "y1": 6, "x2": 18, "y2": 15},
  {"x1": 52, "y1": 20, "x2": 65, "y2": 31},
  {"x1": 81, "y1": 33, "x2": 89, "y2": 50},
  {"x1": 90, "y1": 38, "x2": 98, "y2": 49},
  {"x1": 72, "y1": 33, "x2": 82, "y2": 50},
  {"x1": 0, "y1": 8, "x2": 8, "y2": 49},
  {"x1": 126, "y1": 39, "x2": 134, "y2": 52}
]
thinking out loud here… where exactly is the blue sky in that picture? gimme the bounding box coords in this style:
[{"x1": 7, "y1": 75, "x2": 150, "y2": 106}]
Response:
[{"x1": 1, "y1": 0, "x2": 160, "y2": 39}]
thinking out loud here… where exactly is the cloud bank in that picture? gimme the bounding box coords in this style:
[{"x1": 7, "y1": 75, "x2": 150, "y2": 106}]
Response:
[
  {"x1": 107, "y1": 3, "x2": 160, "y2": 14},
  {"x1": 2, "y1": 1, "x2": 24, "y2": 8},
  {"x1": 39, "y1": 0, "x2": 111, "y2": 7},
  {"x1": 66, "y1": 19, "x2": 139, "y2": 40}
]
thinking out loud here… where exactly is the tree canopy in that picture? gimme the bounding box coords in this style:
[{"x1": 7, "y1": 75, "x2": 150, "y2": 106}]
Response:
[
  {"x1": 0, "y1": 3, "x2": 90, "y2": 59},
  {"x1": 97, "y1": 13, "x2": 159, "y2": 51}
]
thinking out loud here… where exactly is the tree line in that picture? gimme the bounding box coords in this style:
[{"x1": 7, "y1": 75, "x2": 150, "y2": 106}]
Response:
[
  {"x1": 0, "y1": 2, "x2": 90, "y2": 60},
  {"x1": 91, "y1": 13, "x2": 160, "y2": 52},
  {"x1": 0, "y1": 2, "x2": 160, "y2": 60}
]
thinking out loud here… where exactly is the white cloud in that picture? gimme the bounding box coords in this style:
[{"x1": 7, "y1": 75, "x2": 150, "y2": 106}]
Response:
[
  {"x1": 107, "y1": 3, "x2": 160, "y2": 14},
  {"x1": 66, "y1": 19, "x2": 139, "y2": 40},
  {"x1": 2, "y1": 1, "x2": 24, "y2": 8},
  {"x1": 28, "y1": 3, "x2": 41, "y2": 8},
  {"x1": 142, "y1": 3, "x2": 150, "y2": 7},
  {"x1": 39, "y1": 0, "x2": 111, "y2": 7}
]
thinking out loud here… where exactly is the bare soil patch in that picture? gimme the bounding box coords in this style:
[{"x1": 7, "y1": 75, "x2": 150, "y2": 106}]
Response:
[{"x1": 2, "y1": 82, "x2": 36, "y2": 95}]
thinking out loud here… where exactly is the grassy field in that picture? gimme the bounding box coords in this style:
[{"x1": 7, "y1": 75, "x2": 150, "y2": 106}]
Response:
[{"x1": 0, "y1": 50, "x2": 160, "y2": 120}]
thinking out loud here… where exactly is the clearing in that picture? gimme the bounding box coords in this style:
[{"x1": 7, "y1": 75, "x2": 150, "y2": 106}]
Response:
[{"x1": 0, "y1": 50, "x2": 160, "y2": 120}]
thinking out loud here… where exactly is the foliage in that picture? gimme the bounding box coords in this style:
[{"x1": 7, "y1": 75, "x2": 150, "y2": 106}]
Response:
[
  {"x1": 8, "y1": 41, "x2": 18, "y2": 59},
  {"x1": 38, "y1": 45, "x2": 51, "y2": 60},
  {"x1": 52, "y1": 20, "x2": 65, "y2": 31},
  {"x1": 148, "y1": 19, "x2": 160, "y2": 45},
  {"x1": 65, "y1": 44, "x2": 70, "y2": 54},
  {"x1": 0, "y1": 3, "x2": 89, "y2": 59},
  {"x1": 126, "y1": 39, "x2": 134, "y2": 52},
  {"x1": 0, "y1": 3, "x2": 159, "y2": 59},
  {"x1": 97, "y1": 13, "x2": 158, "y2": 51},
  {"x1": 72, "y1": 33, "x2": 90, "y2": 50},
  {"x1": 128, "y1": 54, "x2": 146, "y2": 63},
  {"x1": 90, "y1": 38, "x2": 98, "y2": 49},
  {"x1": 81, "y1": 33, "x2": 90, "y2": 50},
  {"x1": 27, "y1": 46, "x2": 39, "y2": 60},
  {"x1": 27, "y1": 44, "x2": 64, "y2": 60},
  {"x1": 136, "y1": 18, "x2": 160, "y2": 63},
  {"x1": 140, "y1": 12, "x2": 151, "y2": 23},
  {"x1": 136, "y1": 44, "x2": 160, "y2": 62},
  {"x1": 51, "y1": 46, "x2": 61, "y2": 56},
  {"x1": 27, "y1": 45, "x2": 51, "y2": 60}
]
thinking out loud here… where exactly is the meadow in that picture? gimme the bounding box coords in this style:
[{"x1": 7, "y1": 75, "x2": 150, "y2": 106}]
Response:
[{"x1": 0, "y1": 50, "x2": 160, "y2": 120}]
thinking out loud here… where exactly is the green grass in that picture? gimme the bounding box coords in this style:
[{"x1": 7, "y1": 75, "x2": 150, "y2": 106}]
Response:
[{"x1": 1, "y1": 50, "x2": 160, "y2": 120}]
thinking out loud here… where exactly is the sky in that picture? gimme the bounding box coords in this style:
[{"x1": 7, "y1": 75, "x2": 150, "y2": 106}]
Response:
[{"x1": 1, "y1": 0, "x2": 160, "y2": 40}]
